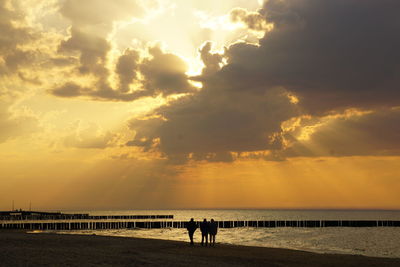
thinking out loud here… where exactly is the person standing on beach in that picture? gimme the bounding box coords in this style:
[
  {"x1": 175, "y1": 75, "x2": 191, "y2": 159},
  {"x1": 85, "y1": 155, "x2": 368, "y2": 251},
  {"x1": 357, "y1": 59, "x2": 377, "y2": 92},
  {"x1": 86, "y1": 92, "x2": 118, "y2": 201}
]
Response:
[
  {"x1": 208, "y1": 219, "x2": 218, "y2": 246},
  {"x1": 200, "y1": 218, "x2": 209, "y2": 246},
  {"x1": 186, "y1": 218, "x2": 197, "y2": 245}
]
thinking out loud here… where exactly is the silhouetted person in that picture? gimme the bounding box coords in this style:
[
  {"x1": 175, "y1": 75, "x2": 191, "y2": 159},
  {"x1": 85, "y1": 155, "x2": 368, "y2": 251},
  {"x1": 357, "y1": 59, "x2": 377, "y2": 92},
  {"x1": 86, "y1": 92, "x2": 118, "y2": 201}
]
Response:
[
  {"x1": 186, "y1": 218, "x2": 197, "y2": 245},
  {"x1": 200, "y1": 218, "x2": 209, "y2": 246},
  {"x1": 208, "y1": 219, "x2": 218, "y2": 246}
]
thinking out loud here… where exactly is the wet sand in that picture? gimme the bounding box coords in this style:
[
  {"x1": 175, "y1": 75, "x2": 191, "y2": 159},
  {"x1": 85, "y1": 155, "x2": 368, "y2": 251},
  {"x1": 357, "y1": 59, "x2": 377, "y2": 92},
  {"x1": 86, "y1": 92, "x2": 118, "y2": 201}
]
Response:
[{"x1": 1, "y1": 230, "x2": 399, "y2": 266}]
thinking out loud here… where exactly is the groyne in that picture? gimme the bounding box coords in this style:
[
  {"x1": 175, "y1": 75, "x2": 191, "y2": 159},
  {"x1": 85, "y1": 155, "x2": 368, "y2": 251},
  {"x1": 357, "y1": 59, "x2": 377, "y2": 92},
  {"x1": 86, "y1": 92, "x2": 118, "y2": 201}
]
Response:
[{"x1": 1, "y1": 220, "x2": 399, "y2": 230}]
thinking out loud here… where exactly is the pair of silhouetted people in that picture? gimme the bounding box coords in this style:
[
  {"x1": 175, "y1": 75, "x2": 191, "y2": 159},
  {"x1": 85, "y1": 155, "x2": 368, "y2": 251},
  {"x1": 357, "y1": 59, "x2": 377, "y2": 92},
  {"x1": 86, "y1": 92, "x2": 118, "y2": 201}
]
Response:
[{"x1": 187, "y1": 218, "x2": 218, "y2": 246}]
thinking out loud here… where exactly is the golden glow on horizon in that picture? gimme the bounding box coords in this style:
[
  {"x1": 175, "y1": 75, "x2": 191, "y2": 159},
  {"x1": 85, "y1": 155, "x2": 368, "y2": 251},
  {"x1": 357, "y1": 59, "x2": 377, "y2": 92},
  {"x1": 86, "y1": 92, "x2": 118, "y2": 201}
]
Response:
[{"x1": 1, "y1": 155, "x2": 399, "y2": 210}]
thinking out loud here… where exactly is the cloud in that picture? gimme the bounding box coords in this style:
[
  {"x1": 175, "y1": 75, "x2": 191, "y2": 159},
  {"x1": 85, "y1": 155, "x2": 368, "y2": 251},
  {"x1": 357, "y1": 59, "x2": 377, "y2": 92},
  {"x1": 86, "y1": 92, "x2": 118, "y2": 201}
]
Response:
[
  {"x1": 48, "y1": 56, "x2": 78, "y2": 67},
  {"x1": 139, "y1": 46, "x2": 195, "y2": 96},
  {"x1": 58, "y1": 27, "x2": 110, "y2": 76},
  {"x1": 127, "y1": 0, "x2": 400, "y2": 162},
  {"x1": 230, "y1": 7, "x2": 271, "y2": 32},
  {"x1": 195, "y1": 0, "x2": 400, "y2": 115},
  {"x1": 56, "y1": 0, "x2": 144, "y2": 75},
  {"x1": 51, "y1": 44, "x2": 196, "y2": 101},
  {"x1": 52, "y1": 82, "x2": 88, "y2": 97},
  {"x1": 60, "y1": 0, "x2": 144, "y2": 33},
  {"x1": 50, "y1": 0, "x2": 139, "y2": 99},
  {"x1": 0, "y1": 100, "x2": 39, "y2": 143},
  {"x1": 116, "y1": 49, "x2": 140, "y2": 93},
  {"x1": 255, "y1": 0, "x2": 400, "y2": 114},
  {"x1": 198, "y1": 42, "x2": 223, "y2": 77},
  {"x1": 50, "y1": 0, "x2": 196, "y2": 102},
  {"x1": 0, "y1": 1, "x2": 42, "y2": 142},
  {"x1": 128, "y1": 84, "x2": 298, "y2": 163},
  {"x1": 0, "y1": 1, "x2": 38, "y2": 75},
  {"x1": 63, "y1": 121, "x2": 115, "y2": 149},
  {"x1": 284, "y1": 108, "x2": 400, "y2": 157}
]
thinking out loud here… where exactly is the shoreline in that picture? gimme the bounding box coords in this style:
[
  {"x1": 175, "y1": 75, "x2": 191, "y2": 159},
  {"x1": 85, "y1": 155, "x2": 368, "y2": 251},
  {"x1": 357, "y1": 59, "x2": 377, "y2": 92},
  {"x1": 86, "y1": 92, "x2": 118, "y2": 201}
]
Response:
[{"x1": 1, "y1": 230, "x2": 399, "y2": 266}]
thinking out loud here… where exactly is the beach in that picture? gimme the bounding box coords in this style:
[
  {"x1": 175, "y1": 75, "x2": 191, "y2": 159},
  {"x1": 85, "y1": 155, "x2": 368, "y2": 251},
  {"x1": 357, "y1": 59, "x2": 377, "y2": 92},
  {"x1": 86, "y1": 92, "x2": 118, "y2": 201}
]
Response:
[{"x1": 1, "y1": 231, "x2": 399, "y2": 266}]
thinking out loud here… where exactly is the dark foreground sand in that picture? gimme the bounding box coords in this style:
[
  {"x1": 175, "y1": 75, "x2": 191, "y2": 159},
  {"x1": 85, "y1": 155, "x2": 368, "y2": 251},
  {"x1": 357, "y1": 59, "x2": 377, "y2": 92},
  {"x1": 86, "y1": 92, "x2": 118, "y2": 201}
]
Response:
[{"x1": 1, "y1": 231, "x2": 399, "y2": 267}]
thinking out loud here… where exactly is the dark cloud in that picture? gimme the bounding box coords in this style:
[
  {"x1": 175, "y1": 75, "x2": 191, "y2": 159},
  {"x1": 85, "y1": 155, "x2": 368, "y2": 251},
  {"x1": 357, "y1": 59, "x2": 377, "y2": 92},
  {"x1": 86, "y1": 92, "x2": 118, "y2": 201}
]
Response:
[
  {"x1": 198, "y1": 42, "x2": 223, "y2": 77},
  {"x1": 47, "y1": 56, "x2": 78, "y2": 67},
  {"x1": 4, "y1": 50, "x2": 35, "y2": 73},
  {"x1": 17, "y1": 72, "x2": 41, "y2": 85},
  {"x1": 216, "y1": 0, "x2": 400, "y2": 114},
  {"x1": 58, "y1": 27, "x2": 110, "y2": 76},
  {"x1": 52, "y1": 82, "x2": 88, "y2": 97},
  {"x1": 253, "y1": 0, "x2": 400, "y2": 114},
  {"x1": 285, "y1": 109, "x2": 400, "y2": 157},
  {"x1": 127, "y1": 0, "x2": 400, "y2": 162},
  {"x1": 116, "y1": 49, "x2": 140, "y2": 93},
  {"x1": 51, "y1": 45, "x2": 195, "y2": 101},
  {"x1": 139, "y1": 46, "x2": 195, "y2": 96},
  {"x1": 128, "y1": 85, "x2": 298, "y2": 163}
]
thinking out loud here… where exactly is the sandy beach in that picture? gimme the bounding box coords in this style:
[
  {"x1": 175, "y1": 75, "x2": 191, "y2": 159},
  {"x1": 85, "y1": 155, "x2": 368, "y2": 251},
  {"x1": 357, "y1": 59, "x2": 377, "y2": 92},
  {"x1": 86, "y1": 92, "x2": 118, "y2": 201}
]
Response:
[{"x1": 0, "y1": 230, "x2": 399, "y2": 266}]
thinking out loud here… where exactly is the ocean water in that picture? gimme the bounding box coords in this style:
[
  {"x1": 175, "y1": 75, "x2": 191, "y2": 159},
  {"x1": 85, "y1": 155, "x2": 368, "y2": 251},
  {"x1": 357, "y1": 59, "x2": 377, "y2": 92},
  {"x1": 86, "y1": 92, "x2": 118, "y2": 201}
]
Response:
[{"x1": 50, "y1": 209, "x2": 400, "y2": 258}]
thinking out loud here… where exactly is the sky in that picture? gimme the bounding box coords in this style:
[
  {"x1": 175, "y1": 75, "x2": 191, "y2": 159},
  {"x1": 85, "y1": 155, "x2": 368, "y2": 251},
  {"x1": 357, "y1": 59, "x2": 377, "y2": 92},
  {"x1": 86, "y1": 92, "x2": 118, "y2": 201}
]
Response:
[{"x1": 1, "y1": 0, "x2": 400, "y2": 211}]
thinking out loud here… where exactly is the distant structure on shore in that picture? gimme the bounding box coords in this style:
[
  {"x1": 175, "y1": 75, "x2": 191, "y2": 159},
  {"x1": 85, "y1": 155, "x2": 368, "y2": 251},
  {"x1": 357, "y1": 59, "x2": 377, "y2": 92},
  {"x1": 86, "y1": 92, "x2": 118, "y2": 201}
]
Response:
[
  {"x1": 0, "y1": 210, "x2": 89, "y2": 220},
  {"x1": 0, "y1": 210, "x2": 173, "y2": 221},
  {"x1": 1, "y1": 210, "x2": 66, "y2": 216}
]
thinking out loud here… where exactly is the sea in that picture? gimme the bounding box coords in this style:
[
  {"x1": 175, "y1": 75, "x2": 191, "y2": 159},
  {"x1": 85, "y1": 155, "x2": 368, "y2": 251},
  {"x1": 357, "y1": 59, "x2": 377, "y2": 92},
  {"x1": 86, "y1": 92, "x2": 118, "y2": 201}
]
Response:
[{"x1": 46, "y1": 209, "x2": 400, "y2": 258}]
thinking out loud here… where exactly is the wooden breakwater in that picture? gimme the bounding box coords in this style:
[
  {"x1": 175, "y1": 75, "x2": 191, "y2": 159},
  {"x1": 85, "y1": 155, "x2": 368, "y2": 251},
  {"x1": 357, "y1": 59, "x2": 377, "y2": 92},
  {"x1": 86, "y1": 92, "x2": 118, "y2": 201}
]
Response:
[{"x1": 1, "y1": 220, "x2": 399, "y2": 230}]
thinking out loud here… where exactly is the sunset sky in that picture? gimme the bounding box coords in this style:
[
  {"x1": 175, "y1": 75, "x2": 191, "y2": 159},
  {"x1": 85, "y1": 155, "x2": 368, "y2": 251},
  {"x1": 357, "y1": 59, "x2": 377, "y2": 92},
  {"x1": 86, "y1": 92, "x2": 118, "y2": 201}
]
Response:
[{"x1": 1, "y1": 0, "x2": 399, "y2": 211}]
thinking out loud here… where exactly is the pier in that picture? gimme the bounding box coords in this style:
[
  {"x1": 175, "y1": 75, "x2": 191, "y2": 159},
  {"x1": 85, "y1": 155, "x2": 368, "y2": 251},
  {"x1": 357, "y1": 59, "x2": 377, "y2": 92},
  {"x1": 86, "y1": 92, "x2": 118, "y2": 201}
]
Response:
[
  {"x1": 1, "y1": 220, "x2": 399, "y2": 230},
  {"x1": 0, "y1": 211, "x2": 173, "y2": 221}
]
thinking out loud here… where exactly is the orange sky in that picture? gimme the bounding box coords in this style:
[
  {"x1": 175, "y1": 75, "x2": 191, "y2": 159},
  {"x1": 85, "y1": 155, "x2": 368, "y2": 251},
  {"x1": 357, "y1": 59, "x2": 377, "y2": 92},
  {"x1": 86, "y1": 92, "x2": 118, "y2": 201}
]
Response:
[
  {"x1": 0, "y1": 0, "x2": 399, "y2": 210},
  {"x1": 1, "y1": 154, "x2": 399, "y2": 210}
]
